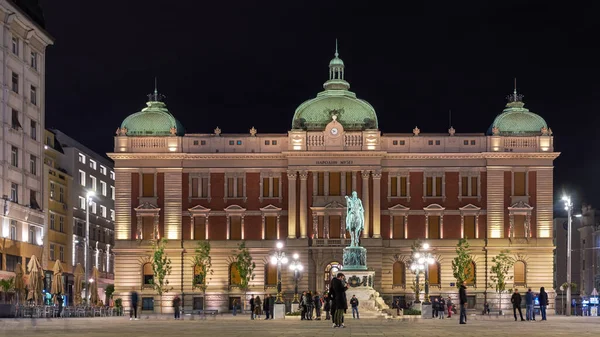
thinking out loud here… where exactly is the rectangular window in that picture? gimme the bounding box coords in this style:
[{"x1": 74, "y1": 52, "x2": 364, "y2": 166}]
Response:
[
  {"x1": 50, "y1": 182, "x2": 55, "y2": 199},
  {"x1": 142, "y1": 173, "x2": 154, "y2": 197},
  {"x1": 400, "y1": 176, "x2": 407, "y2": 197},
  {"x1": 30, "y1": 85, "x2": 37, "y2": 105},
  {"x1": 110, "y1": 186, "x2": 115, "y2": 200},
  {"x1": 425, "y1": 177, "x2": 433, "y2": 197},
  {"x1": 229, "y1": 140, "x2": 234, "y2": 145},
  {"x1": 514, "y1": 172, "x2": 526, "y2": 196},
  {"x1": 50, "y1": 214, "x2": 55, "y2": 230},
  {"x1": 79, "y1": 196, "x2": 86, "y2": 209},
  {"x1": 28, "y1": 226, "x2": 35, "y2": 244},
  {"x1": 101, "y1": 181, "x2": 107, "y2": 196},
  {"x1": 110, "y1": 209, "x2": 115, "y2": 221},
  {"x1": 59, "y1": 216, "x2": 64, "y2": 233},
  {"x1": 11, "y1": 109, "x2": 21, "y2": 129},
  {"x1": 329, "y1": 215, "x2": 341, "y2": 239},
  {"x1": 461, "y1": 177, "x2": 469, "y2": 196},
  {"x1": 91, "y1": 202, "x2": 97, "y2": 214},
  {"x1": 399, "y1": 140, "x2": 405, "y2": 145},
  {"x1": 435, "y1": 177, "x2": 442, "y2": 196},
  {"x1": 30, "y1": 120, "x2": 37, "y2": 140},
  {"x1": 428, "y1": 216, "x2": 440, "y2": 239},
  {"x1": 59, "y1": 246, "x2": 64, "y2": 262},
  {"x1": 227, "y1": 177, "x2": 234, "y2": 197},
  {"x1": 29, "y1": 154, "x2": 37, "y2": 175},
  {"x1": 329, "y1": 172, "x2": 341, "y2": 196},
  {"x1": 50, "y1": 244, "x2": 55, "y2": 261},
  {"x1": 272, "y1": 140, "x2": 277, "y2": 145},
  {"x1": 78, "y1": 153, "x2": 86, "y2": 164},
  {"x1": 10, "y1": 222, "x2": 16, "y2": 241},
  {"x1": 265, "y1": 140, "x2": 270, "y2": 145},
  {"x1": 10, "y1": 183, "x2": 18, "y2": 202},
  {"x1": 30, "y1": 190, "x2": 39, "y2": 209},
  {"x1": 110, "y1": 171, "x2": 115, "y2": 180},
  {"x1": 76, "y1": 222, "x2": 83, "y2": 236},
  {"x1": 230, "y1": 216, "x2": 242, "y2": 240},
  {"x1": 200, "y1": 140, "x2": 206, "y2": 145},
  {"x1": 464, "y1": 140, "x2": 469, "y2": 145},
  {"x1": 393, "y1": 140, "x2": 398, "y2": 145},
  {"x1": 435, "y1": 140, "x2": 441, "y2": 145},
  {"x1": 262, "y1": 177, "x2": 269, "y2": 197},
  {"x1": 470, "y1": 140, "x2": 476, "y2": 145},
  {"x1": 11, "y1": 72, "x2": 18, "y2": 93},
  {"x1": 193, "y1": 140, "x2": 199, "y2": 145},
  {"x1": 391, "y1": 176, "x2": 398, "y2": 196},
  {"x1": 514, "y1": 215, "x2": 525, "y2": 237},
  {"x1": 464, "y1": 216, "x2": 476, "y2": 239},
  {"x1": 236, "y1": 177, "x2": 243, "y2": 197},
  {"x1": 79, "y1": 170, "x2": 86, "y2": 186},
  {"x1": 272, "y1": 177, "x2": 280, "y2": 197},
  {"x1": 100, "y1": 165, "x2": 107, "y2": 175},
  {"x1": 12, "y1": 36, "x2": 18, "y2": 55},
  {"x1": 425, "y1": 175, "x2": 442, "y2": 197},
  {"x1": 201, "y1": 177, "x2": 209, "y2": 197},
  {"x1": 90, "y1": 175, "x2": 97, "y2": 191},
  {"x1": 30, "y1": 51, "x2": 37, "y2": 70},
  {"x1": 192, "y1": 177, "x2": 199, "y2": 197},
  {"x1": 11, "y1": 146, "x2": 18, "y2": 167},
  {"x1": 265, "y1": 216, "x2": 277, "y2": 240},
  {"x1": 317, "y1": 172, "x2": 324, "y2": 195},
  {"x1": 6, "y1": 255, "x2": 20, "y2": 272},
  {"x1": 101, "y1": 205, "x2": 107, "y2": 218},
  {"x1": 470, "y1": 176, "x2": 478, "y2": 196},
  {"x1": 193, "y1": 217, "x2": 206, "y2": 240},
  {"x1": 428, "y1": 140, "x2": 433, "y2": 145},
  {"x1": 142, "y1": 298, "x2": 154, "y2": 311},
  {"x1": 393, "y1": 216, "x2": 404, "y2": 239},
  {"x1": 89, "y1": 159, "x2": 97, "y2": 170},
  {"x1": 236, "y1": 140, "x2": 242, "y2": 145}
]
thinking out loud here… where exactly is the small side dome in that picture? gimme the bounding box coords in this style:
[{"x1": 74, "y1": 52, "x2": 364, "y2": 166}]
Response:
[
  {"x1": 488, "y1": 89, "x2": 548, "y2": 136},
  {"x1": 119, "y1": 90, "x2": 185, "y2": 137}
]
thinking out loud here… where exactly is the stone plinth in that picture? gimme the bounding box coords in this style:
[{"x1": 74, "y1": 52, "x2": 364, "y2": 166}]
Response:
[
  {"x1": 274, "y1": 303, "x2": 285, "y2": 319},
  {"x1": 343, "y1": 246, "x2": 367, "y2": 270},
  {"x1": 421, "y1": 303, "x2": 432, "y2": 319}
]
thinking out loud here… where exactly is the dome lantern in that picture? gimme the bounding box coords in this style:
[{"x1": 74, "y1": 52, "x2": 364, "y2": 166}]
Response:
[{"x1": 488, "y1": 82, "x2": 548, "y2": 136}]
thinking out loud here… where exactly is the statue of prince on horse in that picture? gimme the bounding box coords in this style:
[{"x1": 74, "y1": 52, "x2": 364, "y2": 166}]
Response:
[{"x1": 345, "y1": 191, "x2": 365, "y2": 247}]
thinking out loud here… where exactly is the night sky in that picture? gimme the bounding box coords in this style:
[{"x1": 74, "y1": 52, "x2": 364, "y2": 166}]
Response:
[{"x1": 40, "y1": 1, "x2": 600, "y2": 210}]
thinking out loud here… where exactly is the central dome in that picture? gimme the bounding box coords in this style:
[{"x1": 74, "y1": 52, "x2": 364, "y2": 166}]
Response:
[
  {"x1": 291, "y1": 44, "x2": 378, "y2": 131},
  {"x1": 488, "y1": 91, "x2": 548, "y2": 136},
  {"x1": 120, "y1": 91, "x2": 185, "y2": 137}
]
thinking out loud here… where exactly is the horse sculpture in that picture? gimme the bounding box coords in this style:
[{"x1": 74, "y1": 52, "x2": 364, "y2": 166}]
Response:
[{"x1": 345, "y1": 191, "x2": 365, "y2": 247}]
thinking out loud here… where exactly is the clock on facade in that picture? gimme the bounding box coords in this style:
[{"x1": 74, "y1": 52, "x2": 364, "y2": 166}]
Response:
[{"x1": 330, "y1": 128, "x2": 339, "y2": 136}]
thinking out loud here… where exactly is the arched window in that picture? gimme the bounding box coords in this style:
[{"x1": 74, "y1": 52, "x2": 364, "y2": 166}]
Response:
[
  {"x1": 230, "y1": 264, "x2": 241, "y2": 286},
  {"x1": 143, "y1": 263, "x2": 153, "y2": 285},
  {"x1": 465, "y1": 261, "x2": 476, "y2": 286},
  {"x1": 265, "y1": 263, "x2": 277, "y2": 286},
  {"x1": 514, "y1": 261, "x2": 526, "y2": 286},
  {"x1": 392, "y1": 261, "x2": 405, "y2": 286},
  {"x1": 428, "y1": 262, "x2": 440, "y2": 286},
  {"x1": 193, "y1": 264, "x2": 203, "y2": 286},
  {"x1": 324, "y1": 261, "x2": 342, "y2": 290}
]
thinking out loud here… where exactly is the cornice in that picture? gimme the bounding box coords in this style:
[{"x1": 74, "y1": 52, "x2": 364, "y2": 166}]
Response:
[
  {"x1": 282, "y1": 151, "x2": 387, "y2": 158},
  {"x1": 107, "y1": 153, "x2": 286, "y2": 160}
]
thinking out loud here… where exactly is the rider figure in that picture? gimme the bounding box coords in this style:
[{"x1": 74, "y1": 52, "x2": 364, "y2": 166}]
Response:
[{"x1": 345, "y1": 191, "x2": 365, "y2": 247}]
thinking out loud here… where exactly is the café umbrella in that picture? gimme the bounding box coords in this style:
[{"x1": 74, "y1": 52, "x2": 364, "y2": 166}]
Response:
[
  {"x1": 26, "y1": 255, "x2": 43, "y2": 304},
  {"x1": 74, "y1": 263, "x2": 84, "y2": 305},
  {"x1": 51, "y1": 260, "x2": 65, "y2": 303},
  {"x1": 89, "y1": 266, "x2": 99, "y2": 305}
]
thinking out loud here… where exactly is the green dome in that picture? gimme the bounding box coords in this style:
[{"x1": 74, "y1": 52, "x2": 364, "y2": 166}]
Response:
[
  {"x1": 120, "y1": 96, "x2": 184, "y2": 137},
  {"x1": 489, "y1": 96, "x2": 547, "y2": 136},
  {"x1": 292, "y1": 45, "x2": 378, "y2": 131}
]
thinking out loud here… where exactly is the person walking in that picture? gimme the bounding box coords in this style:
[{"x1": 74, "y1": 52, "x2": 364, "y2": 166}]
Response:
[
  {"x1": 56, "y1": 293, "x2": 64, "y2": 318},
  {"x1": 300, "y1": 291, "x2": 307, "y2": 320},
  {"x1": 539, "y1": 287, "x2": 548, "y2": 321},
  {"x1": 130, "y1": 288, "x2": 139, "y2": 320},
  {"x1": 306, "y1": 291, "x2": 314, "y2": 320},
  {"x1": 432, "y1": 298, "x2": 438, "y2": 318},
  {"x1": 268, "y1": 294, "x2": 274, "y2": 319},
  {"x1": 525, "y1": 288, "x2": 534, "y2": 321},
  {"x1": 438, "y1": 297, "x2": 446, "y2": 319},
  {"x1": 254, "y1": 296, "x2": 262, "y2": 319},
  {"x1": 173, "y1": 295, "x2": 181, "y2": 320},
  {"x1": 393, "y1": 299, "x2": 401, "y2": 316},
  {"x1": 314, "y1": 293, "x2": 322, "y2": 320},
  {"x1": 511, "y1": 289, "x2": 525, "y2": 321},
  {"x1": 350, "y1": 295, "x2": 359, "y2": 319},
  {"x1": 330, "y1": 273, "x2": 348, "y2": 328},
  {"x1": 263, "y1": 294, "x2": 271, "y2": 320},
  {"x1": 459, "y1": 283, "x2": 467, "y2": 324},
  {"x1": 232, "y1": 299, "x2": 238, "y2": 316},
  {"x1": 323, "y1": 292, "x2": 331, "y2": 320},
  {"x1": 446, "y1": 296, "x2": 453, "y2": 318},
  {"x1": 249, "y1": 295, "x2": 255, "y2": 320}
]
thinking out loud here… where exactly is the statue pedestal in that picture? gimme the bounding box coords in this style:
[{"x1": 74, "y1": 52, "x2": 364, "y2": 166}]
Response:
[
  {"x1": 342, "y1": 246, "x2": 367, "y2": 270},
  {"x1": 421, "y1": 303, "x2": 432, "y2": 319},
  {"x1": 341, "y1": 269, "x2": 377, "y2": 310},
  {"x1": 274, "y1": 303, "x2": 285, "y2": 319}
]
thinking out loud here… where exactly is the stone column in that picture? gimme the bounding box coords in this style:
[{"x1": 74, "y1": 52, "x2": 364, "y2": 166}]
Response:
[
  {"x1": 153, "y1": 214, "x2": 159, "y2": 239},
  {"x1": 313, "y1": 213, "x2": 319, "y2": 239},
  {"x1": 190, "y1": 214, "x2": 194, "y2": 240},
  {"x1": 136, "y1": 215, "x2": 142, "y2": 240},
  {"x1": 372, "y1": 170, "x2": 382, "y2": 238},
  {"x1": 341, "y1": 171, "x2": 346, "y2": 196},
  {"x1": 440, "y1": 214, "x2": 444, "y2": 239},
  {"x1": 226, "y1": 215, "x2": 231, "y2": 240},
  {"x1": 241, "y1": 215, "x2": 245, "y2": 240},
  {"x1": 324, "y1": 172, "x2": 329, "y2": 196},
  {"x1": 205, "y1": 215, "x2": 210, "y2": 240},
  {"x1": 261, "y1": 215, "x2": 266, "y2": 240},
  {"x1": 299, "y1": 171, "x2": 308, "y2": 239},
  {"x1": 474, "y1": 214, "x2": 479, "y2": 239},
  {"x1": 324, "y1": 215, "x2": 330, "y2": 239},
  {"x1": 352, "y1": 171, "x2": 357, "y2": 192},
  {"x1": 276, "y1": 214, "x2": 281, "y2": 240},
  {"x1": 287, "y1": 170, "x2": 297, "y2": 239},
  {"x1": 361, "y1": 171, "x2": 370, "y2": 238}
]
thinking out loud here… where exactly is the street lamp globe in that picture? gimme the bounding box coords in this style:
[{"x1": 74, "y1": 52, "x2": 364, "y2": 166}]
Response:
[
  {"x1": 270, "y1": 256, "x2": 278, "y2": 265},
  {"x1": 293, "y1": 253, "x2": 299, "y2": 260},
  {"x1": 298, "y1": 264, "x2": 304, "y2": 271},
  {"x1": 423, "y1": 243, "x2": 430, "y2": 250},
  {"x1": 414, "y1": 253, "x2": 420, "y2": 258},
  {"x1": 418, "y1": 257, "x2": 425, "y2": 264},
  {"x1": 276, "y1": 241, "x2": 284, "y2": 249},
  {"x1": 282, "y1": 257, "x2": 289, "y2": 264}
]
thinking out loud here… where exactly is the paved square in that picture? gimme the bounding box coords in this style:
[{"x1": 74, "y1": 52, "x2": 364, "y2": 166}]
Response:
[{"x1": 0, "y1": 315, "x2": 597, "y2": 336}]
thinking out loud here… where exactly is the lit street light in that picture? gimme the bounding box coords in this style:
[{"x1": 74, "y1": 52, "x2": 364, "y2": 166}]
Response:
[
  {"x1": 84, "y1": 191, "x2": 95, "y2": 304},
  {"x1": 270, "y1": 241, "x2": 288, "y2": 304},
  {"x1": 410, "y1": 242, "x2": 435, "y2": 305},
  {"x1": 563, "y1": 195, "x2": 573, "y2": 316},
  {"x1": 289, "y1": 253, "x2": 303, "y2": 303}
]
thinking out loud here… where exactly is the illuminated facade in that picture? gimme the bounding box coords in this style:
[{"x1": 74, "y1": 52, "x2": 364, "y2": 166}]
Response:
[
  {"x1": 0, "y1": 1, "x2": 52, "y2": 282},
  {"x1": 110, "y1": 47, "x2": 559, "y2": 313}
]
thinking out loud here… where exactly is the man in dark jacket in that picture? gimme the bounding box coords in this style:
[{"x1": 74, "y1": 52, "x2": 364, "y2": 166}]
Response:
[
  {"x1": 314, "y1": 294, "x2": 322, "y2": 320},
  {"x1": 249, "y1": 295, "x2": 255, "y2": 320},
  {"x1": 130, "y1": 288, "x2": 139, "y2": 320},
  {"x1": 539, "y1": 287, "x2": 548, "y2": 321},
  {"x1": 263, "y1": 294, "x2": 271, "y2": 320},
  {"x1": 511, "y1": 289, "x2": 525, "y2": 321},
  {"x1": 330, "y1": 273, "x2": 347, "y2": 328},
  {"x1": 525, "y1": 288, "x2": 534, "y2": 321},
  {"x1": 350, "y1": 295, "x2": 359, "y2": 319},
  {"x1": 459, "y1": 284, "x2": 467, "y2": 324}
]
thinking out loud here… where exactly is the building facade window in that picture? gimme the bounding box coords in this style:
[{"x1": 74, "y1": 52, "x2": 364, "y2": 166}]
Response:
[
  {"x1": 264, "y1": 263, "x2": 277, "y2": 286},
  {"x1": 225, "y1": 174, "x2": 245, "y2": 199},
  {"x1": 100, "y1": 181, "x2": 107, "y2": 196},
  {"x1": 90, "y1": 175, "x2": 97, "y2": 191},
  {"x1": 260, "y1": 173, "x2": 281, "y2": 199},
  {"x1": 79, "y1": 196, "x2": 86, "y2": 209},
  {"x1": 110, "y1": 186, "x2": 115, "y2": 200},
  {"x1": 392, "y1": 261, "x2": 406, "y2": 286},
  {"x1": 389, "y1": 173, "x2": 409, "y2": 198},
  {"x1": 100, "y1": 165, "x2": 107, "y2": 175},
  {"x1": 142, "y1": 173, "x2": 154, "y2": 197},
  {"x1": 229, "y1": 264, "x2": 241, "y2": 286},
  {"x1": 11, "y1": 146, "x2": 18, "y2": 167},
  {"x1": 10, "y1": 183, "x2": 18, "y2": 202},
  {"x1": 143, "y1": 263, "x2": 153, "y2": 285},
  {"x1": 110, "y1": 171, "x2": 115, "y2": 180},
  {"x1": 514, "y1": 260, "x2": 526, "y2": 286},
  {"x1": 59, "y1": 246, "x2": 64, "y2": 262},
  {"x1": 79, "y1": 170, "x2": 86, "y2": 186},
  {"x1": 11, "y1": 109, "x2": 21, "y2": 129},
  {"x1": 50, "y1": 214, "x2": 55, "y2": 230},
  {"x1": 30, "y1": 154, "x2": 37, "y2": 175},
  {"x1": 49, "y1": 182, "x2": 55, "y2": 199},
  {"x1": 89, "y1": 159, "x2": 97, "y2": 170},
  {"x1": 428, "y1": 262, "x2": 440, "y2": 286},
  {"x1": 59, "y1": 186, "x2": 65, "y2": 203},
  {"x1": 10, "y1": 222, "x2": 16, "y2": 241},
  {"x1": 190, "y1": 174, "x2": 210, "y2": 199},
  {"x1": 11, "y1": 72, "x2": 18, "y2": 93},
  {"x1": 459, "y1": 172, "x2": 480, "y2": 199},
  {"x1": 101, "y1": 205, "x2": 107, "y2": 218},
  {"x1": 30, "y1": 51, "x2": 37, "y2": 70},
  {"x1": 59, "y1": 216, "x2": 64, "y2": 233},
  {"x1": 513, "y1": 171, "x2": 527, "y2": 196},
  {"x1": 11, "y1": 36, "x2": 18, "y2": 55},
  {"x1": 424, "y1": 173, "x2": 444, "y2": 198},
  {"x1": 110, "y1": 209, "x2": 115, "y2": 221},
  {"x1": 30, "y1": 85, "x2": 37, "y2": 105},
  {"x1": 30, "y1": 120, "x2": 37, "y2": 140},
  {"x1": 78, "y1": 153, "x2": 86, "y2": 164}
]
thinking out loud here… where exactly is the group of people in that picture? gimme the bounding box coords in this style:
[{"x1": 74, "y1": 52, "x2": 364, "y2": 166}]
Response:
[
  {"x1": 431, "y1": 296, "x2": 453, "y2": 319},
  {"x1": 248, "y1": 294, "x2": 275, "y2": 319},
  {"x1": 510, "y1": 287, "x2": 549, "y2": 321}
]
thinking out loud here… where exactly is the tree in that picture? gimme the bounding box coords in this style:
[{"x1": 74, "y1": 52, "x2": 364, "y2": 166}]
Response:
[
  {"x1": 407, "y1": 240, "x2": 424, "y2": 303},
  {"x1": 233, "y1": 242, "x2": 255, "y2": 310},
  {"x1": 105, "y1": 284, "x2": 115, "y2": 306},
  {"x1": 0, "y1": 277, "x2": 14, "y2": 303},
  {"x1": 488, "y1": 250, "x2": 514, "y2": 314},
  {"x1": 192, "y1": 240, "x2": 213, "y2": 311},
  {"x1": 151, "y1": 238, "x2": 173, "y2": 314},
  {"x1": 452, "y1": 238, "x2": 472, "y2": 288}
]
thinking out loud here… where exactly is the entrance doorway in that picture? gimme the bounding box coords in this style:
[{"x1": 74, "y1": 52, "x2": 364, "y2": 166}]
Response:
[{"x1": 324, "y1": 261, "x2": 343, "y2": 291}]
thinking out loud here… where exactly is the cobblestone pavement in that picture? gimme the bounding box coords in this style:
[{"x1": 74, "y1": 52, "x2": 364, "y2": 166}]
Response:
[{"x1": 0, "y1": 315, "x2": 598, "y2": 336}]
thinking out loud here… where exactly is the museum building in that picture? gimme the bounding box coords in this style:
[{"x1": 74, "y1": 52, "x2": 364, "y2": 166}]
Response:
[{"x1": 109, "y1": 47, "x2": 558, "y2": 313}]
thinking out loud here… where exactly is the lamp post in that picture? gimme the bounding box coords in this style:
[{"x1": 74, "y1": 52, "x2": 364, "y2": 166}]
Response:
[
  {"x1": 410, "y1": 254, "x2": 424, "y2": 303},
  {"x1": 270, "y1": 241, "x2": 288, "y2": 304},
  {"x1": 563, "y1": 195, "x2": 573, "y2": 316},
  {"x1": 410, "y1": 242, "x2": 435, "y2": 304},
  {"x1": 84, "y1": 191, "x2": 95, "y2": 303},
  {"x1": 289, "y1": 253, "x2": 303, "y2": 303}
]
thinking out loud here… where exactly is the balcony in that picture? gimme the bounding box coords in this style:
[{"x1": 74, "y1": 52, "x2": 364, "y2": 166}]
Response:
[{"x1": 312, "y1": 238, "x2": 350, "y2": 247}]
